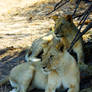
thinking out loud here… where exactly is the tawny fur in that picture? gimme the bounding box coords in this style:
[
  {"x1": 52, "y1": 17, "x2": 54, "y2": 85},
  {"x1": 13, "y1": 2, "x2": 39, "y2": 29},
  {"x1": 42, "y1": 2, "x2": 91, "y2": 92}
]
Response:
[
  {"x1": 9, "y1": 62, "x2": 48, "y2": 92},
  {"x1": 41, "y1": 38, "x2": 80, "y2": 92},
  {"x1": 54, "y1": 15, "x2": 84, "y2": 64}
]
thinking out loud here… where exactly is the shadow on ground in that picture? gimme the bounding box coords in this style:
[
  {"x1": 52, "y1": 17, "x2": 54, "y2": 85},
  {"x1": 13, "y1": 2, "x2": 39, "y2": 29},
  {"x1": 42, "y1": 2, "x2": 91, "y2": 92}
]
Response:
[{"x1": 0, "y1": 47, "x2": 26, "y2": 81}]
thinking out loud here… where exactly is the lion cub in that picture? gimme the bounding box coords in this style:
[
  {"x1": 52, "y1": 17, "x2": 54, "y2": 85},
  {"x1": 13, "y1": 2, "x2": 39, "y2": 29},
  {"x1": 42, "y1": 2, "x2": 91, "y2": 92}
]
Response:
[
  {"x1": 25, "y1": 31, "x2": 55, "y2": 62},
  {"x1": 54, "y1": 15, "x2": 84, "y2": 64},
  {"x1": 9, "y1": 62, "x2": 48, "y2": 92},
  {"x1": 41, "y1": 37, "x2": 80, "y2": 92}
]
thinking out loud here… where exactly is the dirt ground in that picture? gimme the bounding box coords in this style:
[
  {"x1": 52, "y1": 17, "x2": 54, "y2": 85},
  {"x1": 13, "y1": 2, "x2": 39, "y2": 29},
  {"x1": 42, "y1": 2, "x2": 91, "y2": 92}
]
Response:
[{"x1": 0, "y1": 0, "x2": 92, "y2": 92}]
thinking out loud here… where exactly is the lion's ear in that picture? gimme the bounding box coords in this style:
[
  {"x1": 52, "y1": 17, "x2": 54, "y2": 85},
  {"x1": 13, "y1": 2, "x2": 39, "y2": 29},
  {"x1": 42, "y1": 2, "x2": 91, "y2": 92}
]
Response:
[{"x1": 65, "y1": 15, "x2": 73, "y2": 23}]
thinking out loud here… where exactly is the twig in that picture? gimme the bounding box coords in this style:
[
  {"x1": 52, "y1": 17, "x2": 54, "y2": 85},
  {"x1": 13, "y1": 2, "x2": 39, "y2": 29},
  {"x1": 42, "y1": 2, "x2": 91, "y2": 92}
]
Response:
[
  {"x1": 68, "y1": 21, "x2": 92, "y2": 53},
  {"x1": 46, "y1": 0, "x2": 70, "y2": 15},
  {"x1": 72, "y1": 0, "x2": 81, "y2": 18}
]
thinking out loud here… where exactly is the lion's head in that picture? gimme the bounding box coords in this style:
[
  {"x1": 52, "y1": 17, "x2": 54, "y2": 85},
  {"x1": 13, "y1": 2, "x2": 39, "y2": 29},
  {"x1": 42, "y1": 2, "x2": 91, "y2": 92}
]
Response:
[
  {"x1": 41, "y1": 37, "x2": 66, "y2": 74},
  {"x1": 54, "y1": 15, "x2": 78, "y2": 38},
  {"x1": 25, "y1": 32, "x2": 55, "y2": 63}
]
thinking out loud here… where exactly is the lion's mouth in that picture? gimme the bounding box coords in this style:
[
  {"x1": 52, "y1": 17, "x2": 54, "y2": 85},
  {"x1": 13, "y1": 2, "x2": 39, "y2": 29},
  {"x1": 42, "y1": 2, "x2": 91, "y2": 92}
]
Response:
[
  {"x1": 31, "y1": 49, "x2": 44, "y2": 62},
  {"x1": 36, "y1": 49, "x2": 43, "y2": 60}
]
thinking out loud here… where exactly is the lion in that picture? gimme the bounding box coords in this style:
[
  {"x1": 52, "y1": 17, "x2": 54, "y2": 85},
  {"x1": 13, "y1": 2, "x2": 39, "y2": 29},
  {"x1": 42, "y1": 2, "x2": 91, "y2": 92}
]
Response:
[
  {"x1": 25, "y1": 31, "x2": 56, "y2": 62},
  {"x1": 7, "y1": 61, "x2": 48, "y2": 92},
  {"x1": 41, "y1": 37, "x2": 80, "y2": 92},
  {"x1": 54, "y1": 15, "x2": 84, "y2": 64}
]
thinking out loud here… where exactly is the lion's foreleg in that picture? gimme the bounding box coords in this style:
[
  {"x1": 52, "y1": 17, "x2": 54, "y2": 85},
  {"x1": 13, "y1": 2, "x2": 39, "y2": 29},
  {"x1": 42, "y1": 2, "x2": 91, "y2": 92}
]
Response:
[{"x1": 45, "y1": 71, "x2": 61, "y2": 92}]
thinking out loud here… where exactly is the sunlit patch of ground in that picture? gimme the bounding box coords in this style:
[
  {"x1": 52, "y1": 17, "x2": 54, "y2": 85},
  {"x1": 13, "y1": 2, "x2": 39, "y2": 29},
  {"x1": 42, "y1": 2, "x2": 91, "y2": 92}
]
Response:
[
  {"x1": 0, "y1": 0, "x2": 56, "y2": 49},
  {"x1": 0, "y1": 0, "x2": 48, "y2": 14}
]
